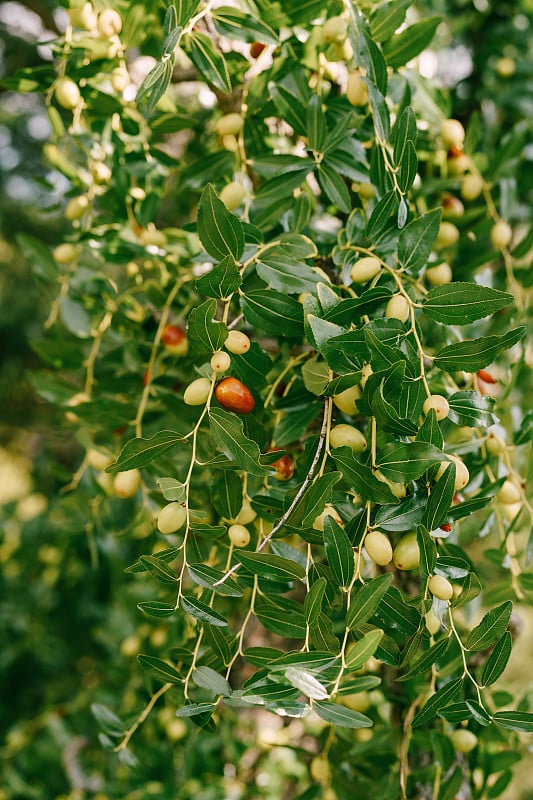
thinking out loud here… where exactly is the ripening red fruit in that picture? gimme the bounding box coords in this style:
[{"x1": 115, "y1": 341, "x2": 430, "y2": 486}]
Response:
[
  {"x1": 162, "y1": 324, "x2": 188, "y2": 356},
  {"x1": 477, "y1": 369, "x2": 496, "y2": 384},
  {"x1": 250, "y1": 41, "x2": 266, "y2": 59},
  {"x1": 215, "y1": 377, "x2": 255, "y2": 414},
  {"x1": 269, "y1": 449, "x2": 295, "y2": 480}
]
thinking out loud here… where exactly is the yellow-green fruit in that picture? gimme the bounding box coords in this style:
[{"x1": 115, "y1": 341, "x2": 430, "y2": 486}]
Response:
[
  {"x1": 497, "y1": 479, "x2": 521, "y2": 505},
  {"x1": 329, "y1": 424, "x2": 367, "y2": 453},
  {"x1": 53, "y1": 243, "x2": 80, "y2": 263},
  {"x1": 219, "y1": 181, "x2": 245, "y2": 211},
  {"x1": 228, "y1": 524, "x2": 250, "y2": 547},
  {"x1": 338, "y1": 691, "x2": 371, "y2": 712},
  {"x1": 120, "y1": 634, "x2": 141, "y2": 657},
  {"x1": 139, "y1": 227, "x2": 167, "y2": 247},
  {"x1": 385, "y1": 294, "x2": 410, "y2": 323},
  {"x1": 322, "y1": 15, "x2": 347, "y2": 43},
  {"x1": 360, "y1": 363, "x2": 373, "y2": 388},
  {"x1": 310, "y1": 756, "x2": 330, "y2": 783},
  {"x1": 97, "y1": 8, "x2": 122, "y2": 37},
  {"x1": 183, "y1": 378, "x2": 211, "y2": 406},
  {"x1": 333, "y1": 384, "x2": 360, "y2": 415},
  {"x1": 86, "y1": 448, "x2": 112, "y2": 471},
  {"x1": 235, "y1": 499, "x2": 257, "y2": 525},
  {"x1": 68, "y1": 2, "x2": 97, "y2": 29},
  {"x1": 448, "y1": 455, "x2": 469, "y2": 491},
  {"x1": 460, "y1": 174, "x2": 484, "y2": 201},
  {"x1": 374, "y1": 470, "x2": 406, "y2": 499},
  {"x1": 225, "y1": 330, "x2": 250, "y2": 354},
  {"x1": 426, "y1": 262, "x2": 452, "y2": 286},
  {"x1": 364, "y1": 530, "x2": 393, "y2": 566},
  {"x1": 65, "y1": 195, "x2": 89, "y2": 221},
  {"x1": 428, "y1": 574, "x2": 453, "y2": 601},
  {"x1": 210, "y1": 351, "x2": 231, "y2": 373},
  {"x1": 92, "y1": 162, "x2": 112, "y2": 184},
  {"x1": 346, "y1": 71, "x2": 368, "y2": 106},
  {"x1": 111, "y1": 67, "x2": 130, "y2": 93},
  {"x1": 166, "y1": 718, "x2": 187, "y2": 742},
  {"x1": 451, "y1": 729, "x2": 478, "y2": 753},
  {"x1": 393, "y1": 532, "x2": 420, "y2": 570},
  {"x1": 423, "y1": 394, "x2": 450, "y2": 421},
  {"x1": 350, "y1": 256, "x2": 381, "y2": 283},
  {"x1": 496, "y1": 57, "x2": 515, "y2": 78},
  {"x1": 486, "y1": 431, "x2": 505, "y2": 455},
  {"x1": 448, "y1": 153, "x2": 471, "y2": 175},
  {"x1": 55, "y1": 78, "x2": 81, "y2": 110},
  {"x1": 113, "y1": 469, "x2": 141, "y2": 498},
  {"x1": 440, "y1": 118, "x2": 465, "y2": 149},
  {"x1": 490, "y1": 220, "x2": 512, "y2": 250},
  {"x1": 313, "y1": 504, "x2": 342, "y2": 531},
  {"x1": 502, "y1": 501, "x2": 521, "y2": 524},
  {"x1": 157, "y1": 502, "x2": 187, "y2": 535},
  {"x1": 216, "y1": 113, "x2": 244, "y2": 137},
  {"x1": 425, "y1": 609, "x2": 441, "y2": 635},
  {"x1": 435, "y1": 221, "x2": 460, "y2": 249}
]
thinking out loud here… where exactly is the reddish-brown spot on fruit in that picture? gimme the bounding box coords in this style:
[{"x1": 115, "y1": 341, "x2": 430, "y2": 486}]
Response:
[
  {"x1": 215, "y1": 377, "x2": 255, "y2": 414},
  {"x1": 447, "y1": 146, "x2": 463, "y2": 159},
  {"x1": 477, "y1": 369, "x2": 496, "y2": 384},
  {"x1": 440, "y1": 522, "x2": 452, "y2": 532},
  {"x1": 269, "y1": 449, "x2": 295, "y2": 480},
  {"x1": 250, "y1": 41, "x2": 266, "y2": 58},
  {"x1": 162, "y1": 324, "x2": 187, "y2": 355}
]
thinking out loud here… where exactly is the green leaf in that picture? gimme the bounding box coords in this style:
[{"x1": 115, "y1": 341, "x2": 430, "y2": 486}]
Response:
[
  {"x1": 186, "y1": 30, "x2": 231, "y2": 93},
  {"x1": 137, "y1": 601, "x2": 176, "y2": 618},
  {"x1": 323, "y1": 515, "x2": 354, "y2": 588},
  {"x1": 197, "y1": 184, "x2": 245, "y2": 261},
  {"x1": 187, "y1": 563, "x2": 243, "y2": 597},
  {"x1": 366, "y1": 190, "x2": 397, "y2": 238},
  {"x1": 211, "y1": 6, "x2": 278, "y2": 44},
  {"x1": 314, "y1": 701, "x2": 373, "y2": 728},
  {"x1": 137, "y1": 655, "x2": 182, "y2": 684},
  {"x1": 211, "y1": 470, "x2": 242, "y2": 520},
  {"x1": 17, "y1": 234, "x2": 57, "y2": 282},
  {"x1": 412, "y1": 678, "x2": 463, "y2": 728},
  {"x1": 417, "y1": 526, "x2": 437, "y2": 578},
  {"x1": 298, "y1": 472, "x2": 342, "y2": 527},
  {"x1": 371, "y1": 380, "x2": 419, "y2": 437},
  {"x1": 383, "y1": 17, "x2": 441, "y2": 69},
  {"x1": 374, "y1": 497, "x2": 425, "y2": 532},
  {"x1": 136, "y1": 59, "x2": 173, "y2": 113},
  {"x1": 140, "y1": 556, "x2": 178, "y2": 584},
  {"x1": 398, "y1": 140, "x2": 417, "y2": 193},
  {"x1": 192, "y1": 666, "x2": 231, "y2": 696},
  {"x1": 332, "y1": 449, "x2": 397, "y2": 504},
  {"x1": 285, "y1": 668, "x2": 329, "y2": 701},
  {"x1": 422, "y1": 282, "x2": 513, "y2": 324},
  {"x1": 398, "y1": 208, "x2": 442, "y2": 272},
  {"x1": 365, "y1": 80, "x2": 390, "y2": 140},
  {"x1": 370, "y1": 0, "x2": 410, "y2": 42},
  {"x1": 157, "y1": 477, "x2": 187, "y2": 503},
  {"x1": 481, "y1": 632, "x2": 512, "y2": 687},
  {"x1": 397, "y1": 638, "x2": 449, "y2": 682},
  {"x1": 466, "y1": 601, "x2": 512, "y2": 651},
  {"x1": 195, "y1": 255, "x2": 242, "y2": 299},
  {"x1": 447, "y1": 391, "x2": 498, "y2": 428},
  {"x1": 375, "y1": 441, "x2": 443, "y2": 482},
  {"x1": 304, "y1": 578, "x2": 327, "y2": 626},
  {"x1": 188, "y1": 298, "x2": 228, "y2": 355},
  {"x1": 493, "y1": 711, "x2": 533, "y2": 733},
  {"x1": 307, "y1": 94, "x2": 327, "y2": 152},
  {"x1": 318, "y1": 162, "x2": 351, "y2": 213},
  {"x1": 417, "y1": 408, "x2": 444, "y2": 449},
  {"x1": 256, "y1": 252, "x2": 320, "y2": 294},
  {"x1": 241, "y1": 290, "x2": 304, "y2": 338},
  {"x1": 176, "y1": 702, "x2": 217, "y2": 718},
  {"x1": 209, "y1": 408, "x2": 270, "y2": 477},
  {"x1": 91, "y1": 704, "x2": 125, "y2": 736},
  {"x1": 345, "y1": 629, "x2": 384, "y2": 670},
  {"x1": 254, "y1": 596, "x2": 307, "y2": 638},
  {"x1": 269, "y1": 84, "x2": 307, "y2": 136},
  {"x1": 391, "y1": 106, "x2": 417, "y2": 165},
  {"x1": 107, "y1": 430, "x2": 184, "y2": 473},
  {"x1": 301, "y1": 358, "x2": 330, "y2": 396},
  {"x1": 423, "y1": 462, "x2": 456, "y2": 531},
  {"x1": 180, "y1": 595, "x2": 228, "y2": 627},
  {"x1": 434, "y1": 327, "x2": 526, "y2": 372},
  {"x1": 324, "y1": 287, "x2": 393, "y2": 326},
  {"x1": 236, "y1": 551, "x2": 306, "y2": 581},
  {"x1": 346, "y1": 574, "x2": 394, "y2": 630}
]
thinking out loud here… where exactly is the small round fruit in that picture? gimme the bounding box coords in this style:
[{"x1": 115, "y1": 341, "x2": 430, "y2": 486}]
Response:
[
  {"x1": 496, "y1": 56, "x2": 515, "y2": 78},
  {"x1": 68, "y1": 2, "x2": 97, "y2": 29},
  {"x1": 183, "y1": 377, "x2": 211, "y2": 406},
  {"x1": 442, "y1": 194, "x2": 464, "y2": 218},
  {"x1": 162, "y1": 324, "x2": 188, "y2": 356},
  {"x1": 448, "y1": 455, "x2": 469, "y2": 491},
  {"x1": 423, "y1": 394, "x2": 450, "y2": 421},
  {"x1": 501, "y1": 501, "x2": 521, "y2": 524},
  {"x1": 425, "y1": 262, "x2": 452, "y2": 286},
  {"x1": 451, "y1": 729, "x2": 478, "y2": 753},
  {"x1": 111, "y1": 66, "x2": 130, "y2": 93},
  {"x1": 374, "y1": 470, "x2": 406, "y2": 499},
  {"x1": 86, "y1": 448, "x2": 112, "y2": 471},
  {"x1": 228, "y1": 524, "x2": 250, "y2": 547},
  {"x1": 338, "y1": 691, "x2": 371, "y2": 712},
  {"x1": 329, "y1": 424, "x2": 367, "y2": 453},
  {"x1": 65, "y1": 194, "x2": 89, "y2": 221},
  {"x1": 360, "y1": 363, "x2": 372, "y2": 388},
  {"x1": 269, "y1": 449, "x2": 295, "y2": 480},
  {"x1": 216, "y1": 113, "x2": 244, "y2": 137},
  {"x1": 113, "y1": 469, "x2": 141, "y2": 498},
  {"x1": 313, "y1": 504, "x2": 342, "y2": 531},
  {"x1": 346, "y1": 71, "x2": 368, "y2": 106},
  {"x1": 138, "y1": 227, "x2": 167, "y2": 247},
  {"x1": 55, "y1": 78, "x2": 81, "y2": 110},
  {"x1": 393, "y1": 532, "x2": 420, "y2": 571},
  {"x1": 425, "y1": 609, "x2": 441, "y2": 636},
  {"x1": 441, "y1": 118, "x2": 465, "y2": 149},
  {"x1": 435, "y1": 221, "x2": 460, "y2": 249},
  {"x1": 460, "y1": 174, "x2": 484, "y2": 201},
  {"x1": 497, "y1": 479, "x2": 521, "y2": 505},
  {"x1": 235, "y1": 499, "x2": 257, "y2": 525},
  {"x1": 428, "y1": 574, "x2": 453, "y2": 601},
  {"x1": 211, "y1": 350, "x2": 231, "y2": 373},
  {"x1": 219, "y1": 181, "x2": 245, "y2": 211},
  {"x1": 364, "y1": 530, "x2": 393, "y2": 566},
  {"x1": 385, "y1": 294, "x2": 410, "y2": 323},
  {"x1": 486, "y1": 431, "x2": 505, "y2": 455},
  {"x1": 97, "y1": 8, "x2": 122, "y2": 37},
  {"x1": 350, "y1": 256, "x2": 381, "y2": 283},
  {"x1": 215, "y1": 377, "x2": 254, "y2": 414},
  {"x1": 310, "y1": 756, "x2": 330, "y2": 783},
  {"x1": 157, "y1": 502, "x2": 187, "y2": 534},
  {"x1": 225, "y1": 330, "x2": 250, "y2": 355},
  {"x1": 490, "y1": 220, "x2": 512, "y2": 250},
  {"x1": 250, "y1": 41, "x2": 266, "y2": 59},
  {"x1": 322, "y1": 15, "x2": 347, "y2": 43},
  {"x1": 92, "y1": 162, "x2": 112, "y2": 184},
  {"x1": 447, "y1": 152, "x2": 471, "y2": 175},
  {"x1": 53, "y1": 242, "x2": 80, "y2": 263},
  {"x1": 120, "y1": 634, "x2": 141, "y2": 657},
  {"x1": 333, "y1": 384, "x2": 360, "y2": 415}
]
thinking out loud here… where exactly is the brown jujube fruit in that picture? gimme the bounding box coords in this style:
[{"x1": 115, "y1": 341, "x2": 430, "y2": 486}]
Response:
[{"x1": 215, "y1": 377, "x2": 254, "y2": 414}]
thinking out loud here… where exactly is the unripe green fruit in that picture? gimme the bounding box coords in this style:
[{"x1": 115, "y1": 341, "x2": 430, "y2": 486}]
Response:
[
  {"x1": 211, "y1": 350, "x2": 231, "y2": 373},
  {"x1": 225, "y1": 330, "x2": 250, "y2": 354},
  {"x1": 497, "y1": 479, "x2": 521, "y2": 505},
  {"x1": 442, "y1": 193, "x2": 465, "y2": 218},
  {"x1": 216, "y1": 113, "x2": 244, "y2": 137},
  {"x1": 68, "y1": 2, "x2": 97, "y2": 29},
  {"x1": 393, "y1": 532, "x2": 420, "y2": 571},
  {"x1": 350, "y1": 256, "x2": 381, "y2": 283},
  {"x1": 374, "y1": 470, "x2": 406, "y2": 499},
  {"x1": 447, "y1": 152, "x2": 471, "y2": 175},
  {"x1": 385, "y1": 294, "x2": 410, "y2": 323},
  {"x1": 92, "y1": 162, "x2": 112, "y2": 185},
  {"x1": 435, "y1": 221, "x2": 460, "y2": 250},
  {"x1": 425, "y1": 609, "x2": 441, "y2": 635},
  {"x1": 111, "y1": 67, "x2": 130, "y2": 93},
  {"x1": 329, "y1": 424, "x2": 367, "y2": 453},
  {"x1": 86, "y1": 448, "x2": 112, "y2": 471},
  {"x1": 440, "y1": 118, "x2": 465, "y2": 149},
  {"x1": 447, "y1": 455, "x2": 469, "y2": 491},
  {"x1": 183, "y1": 378, "x2": 211, "y2": 406},
  {"x1": 54, "y1": 243, "x2": 80, "y2": 263},
  {"x1": 312, "y1": 504, "x2": 342, "y2": 531},
  {"x1": 501, "y1": 501, "x2": 521, "y2": 524},
  {"x1": 65, "y1": 194, "x2": 90, "y2": 221},
  {"x1": 97, "y1": 8, "x2": 122, "y2": 37},
  {"x1": 426, "y1": 262, "x2": 452, "y2": 286},
  {"x1": 338, "y1": 691, "x2": 371, "y2": 712},
  {"x1": 219, "y1": 181, "x2": 245, "y2": 211},
  {"x1": 428, "y1": 574, "x2": 453, "y2": 601},
  {"x1": 423, "y1": 394, "x2": 450, "y2": 421},
  {"x1": 346, "y1": 72, "x2": 368, "y2": 106},
  {"x1": 139, "y1": 227, "x2": 167, "y2": 247},
  {"x1": 333, "y1": 384, "x2": 360, "y2": 415},
  {"x1": 113, "y1": 469, "x2": 141, "y2": 498},
  {"x1": 310, "y1": 756, "x2": 330, "y2": 783},
  {"x1": 157, "y1": 502, "x2": 187, "y2": 534},
  {"x1": 460, "y1": 174, "x2": 484, "y2": 201},
  {"x1": 360, "y1": 363, "x2": 372, "y2": 388},
  {"x1": 496, "y1": 57, "x2": 515, "y2": 78},
  {"x1": 364, "y1": 530, "x2": 393, "y2": 566},
  {"x1": 322, "y1": 16, "x2": 347, "y2": 43},
  {"x1": 490, "y1": 220, "x2": 512, "y2": 250},
  {"x1": 486, "y1": 431, "x2": 505, "y2": 455},
  {"x1": 228, "y1": 523, "x2": 250, "y2": 547},
  {"x1": 235, "y1": 499, "x2": 257, "y2": 525},
  {"x1": 55, "y1": 78, "x2": 81, "y2": 110},
  {"x1": 451, "y1": 729, "x2": 478, "y2": 753}
]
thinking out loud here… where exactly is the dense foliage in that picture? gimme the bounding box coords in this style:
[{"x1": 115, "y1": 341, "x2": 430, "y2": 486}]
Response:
[{"x1": 1, "y1": 0, "x2": 532, "y2": 798}]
